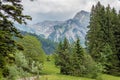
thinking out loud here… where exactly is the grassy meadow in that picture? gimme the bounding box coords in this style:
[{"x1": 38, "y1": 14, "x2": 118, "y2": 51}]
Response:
[{"x1": 40, "y1": 56, "x2": 120, "y2": 80}]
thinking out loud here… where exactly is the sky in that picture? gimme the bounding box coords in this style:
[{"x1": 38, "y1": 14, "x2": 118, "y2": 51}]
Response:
[{"x1": 22, "y1": 0, "x2": 120, "y2": 24}]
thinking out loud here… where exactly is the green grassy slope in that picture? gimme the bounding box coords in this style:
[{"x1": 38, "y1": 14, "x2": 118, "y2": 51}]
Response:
[
  {"x1": 41, "y1": 59, "x2": 94, "y2": 80},
  {"x1": 101, "y1": 74, "x2": 120, "y2": 80},
  {"x1": 40, "y1": 55, "x2": 120, "y2": 80}
]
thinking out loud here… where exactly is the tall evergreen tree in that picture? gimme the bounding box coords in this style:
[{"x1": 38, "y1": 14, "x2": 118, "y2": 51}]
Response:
[
  {"x1": 72, "y1": 38, "x2": 84, "y2": 76},
  {"x1": 86, "y1": 2, "x2": 120, "y2": 75},
  {"x1": 116, "y1": 11, "x2": 120, "y2": 65},
  {"x1": 116, "y1": 11, "x2": 120, "y2": 74},
  {"x1": 72, "y1": 38, "x2": 99, "y2": 78},
  {"x1": 86, "y1": 2, "x2": 106, "y2": 62},
  {"x1": 0, "y1": 0, "x2": 31, "y2": 77},
  {"x1": 55, "y1": 38, "x2": 71, "y2": 74},
  {"x1": 55, "y1": 41, "x2": 63, "y2": 66},
  {"x1": 111, "y1": 10, "x2": 120, "y2": 75}
]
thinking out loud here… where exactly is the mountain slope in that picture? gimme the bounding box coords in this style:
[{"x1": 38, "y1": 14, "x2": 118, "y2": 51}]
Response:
[{"x1": 15, "y1": 10, "x2": 90, "y2": 46}]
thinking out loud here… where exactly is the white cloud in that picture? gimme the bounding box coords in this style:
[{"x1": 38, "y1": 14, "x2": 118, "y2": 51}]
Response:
[{"x1": 22, "y1": 0, "x2": 120, "y2": 24}]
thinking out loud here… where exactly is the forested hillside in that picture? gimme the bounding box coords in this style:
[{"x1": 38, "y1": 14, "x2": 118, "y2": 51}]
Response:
[{"x1": 20, "y1": 31, "x2": 58, "y2": 54}]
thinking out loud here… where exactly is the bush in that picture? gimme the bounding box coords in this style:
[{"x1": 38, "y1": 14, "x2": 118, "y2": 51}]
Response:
[
  {"x1": 14, "y1": 51, "x2": 30, "y2": 78},
  {"x1": 96, "y1": 74, "x2": 104, "y2": 80},
  {"x1": 7, "y1": 65, "x2": 19, "y2": 80},
  {"x1": 17, "y1": 35, "x2": 46, "y2": 63},
  {"x1": 31, "y1": 61, "x2": 43, "y2": 74},
  {"x1": 15, "y1": 51, "x2": 29, "y2": 69},
  {"x1": 0, "y1": 70, "x2": 3, "y2": 80},
  {"x1": 81, "y1": 53, "x2": 101, "y2": 78}
]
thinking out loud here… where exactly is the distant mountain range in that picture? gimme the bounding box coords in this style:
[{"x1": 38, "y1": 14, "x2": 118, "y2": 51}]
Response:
[{"x1": 15, "y1": 10, "x2": 90, "y2": 46}]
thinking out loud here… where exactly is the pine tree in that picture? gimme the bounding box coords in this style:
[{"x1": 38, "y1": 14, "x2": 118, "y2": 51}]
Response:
[
  {"x1": 111, "y1": 10, "x2": 120, "y2": 75},
  {"x1": 72, "y1": 38, "x2": 84, "y2": 76},
  {"x1": 55, "y1": 38, "x2": 71, "y2": 74},
  {"x1": 86, "y1": 2, "x2": 120, "y2": 75},
  {"x1": 71, "y1": 38, "x2": 99, "y2": 78},
  {"x1": 55, "y1": 41, "x2": 63, "y2": 66},
  {"x1": 86, "y1": 2, "x2": 106, "y2": 62},
  {"x1": 116, "y1": 11, "x2": 120, "y2": 75},
  {"x1": 0, "y1": 0, "x2": 31, "y2": 77}
]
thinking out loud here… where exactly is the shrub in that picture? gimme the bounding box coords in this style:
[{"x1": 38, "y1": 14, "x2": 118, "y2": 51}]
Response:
[
  {"x1": 80, "y1": 53, "x2": 101, "y2": 78},
  {"x1": 7, "y1": 65, "x2": 19, "y2": 80},
  {"x1": 0, "y1": 70, "x2": 3, "y2": 80},
  {"x1": 15, "y1": 51, "x2": 29, "y2": 69}
]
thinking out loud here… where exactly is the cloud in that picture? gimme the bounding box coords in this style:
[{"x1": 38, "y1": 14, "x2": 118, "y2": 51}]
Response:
[{"x1": 22, "y1": 0, "x2": 120, "y2": 24}]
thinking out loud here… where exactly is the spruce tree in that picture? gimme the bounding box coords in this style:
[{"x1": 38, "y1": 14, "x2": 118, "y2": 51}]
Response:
[
  {"x1": 111, "y1": 10, "x2": 120, "y2": 75},
  {"x1": 116, "y1": 11, "x2": 120, "y2": 75},
  {"x1": 72, "y1": 38, "x2": 99, "y2": 78},
  {"x1": 55, "y1": 38, "x2": 71, "y2": 74},
  {"x1": 55, "y1": 41, "x2": 63, "y2": 66},
  {"x1": 0, "y1": 0, "x2": 31, "y2": 77},
  {"x1": 72, "y1": 38, "x2": 84, "y2": 76},
  {"x1": 86, "y1": 2, "x2": 120, "y2": 75},
  {"x1": 86, "y1": 2, "x2": 106, "y2": 62}
]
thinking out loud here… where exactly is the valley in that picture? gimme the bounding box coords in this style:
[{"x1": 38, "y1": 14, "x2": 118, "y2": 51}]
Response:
[{"x1": 0, "y1": 0, "x2": 120, "y2": 80}]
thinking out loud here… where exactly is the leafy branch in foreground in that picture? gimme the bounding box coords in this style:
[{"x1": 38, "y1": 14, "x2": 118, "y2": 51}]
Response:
[{"x1": 0, "y1": 0, "x2": 31, "y2": 78}]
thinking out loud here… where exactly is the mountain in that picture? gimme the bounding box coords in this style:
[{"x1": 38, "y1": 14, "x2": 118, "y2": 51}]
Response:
[
  {"x1": 15, "y1": 10, "x2": 90, "y2": 46},
  {"x1": 14, "y1": 23, "x2": 35, "y2": 34}
]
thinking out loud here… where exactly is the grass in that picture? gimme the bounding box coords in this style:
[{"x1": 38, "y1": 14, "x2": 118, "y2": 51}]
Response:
[
  {"x1": 40, "y1": 74, "x2": 95, "y2": 80},
  {"x1": 100, "y1": 74, "x2": 120, "y2": 80},
  {"x1": 41, "y1": 59, "x2": 94, "y2": 80},
  {"x1": 41, "y1": 58, "x2": 60, "y2": 75},
  {"x1": 40, "y1": 55, "x2": 120, "y2": 80}
]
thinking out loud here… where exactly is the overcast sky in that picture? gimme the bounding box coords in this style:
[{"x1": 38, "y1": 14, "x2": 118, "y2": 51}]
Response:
[{"x1": 22, "y1": 0, "x2": 120, "y2": 24}]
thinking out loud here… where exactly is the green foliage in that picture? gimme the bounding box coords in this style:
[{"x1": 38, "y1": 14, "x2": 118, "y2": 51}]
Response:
[
  {"x1": 55, "y1": 38, "x2": 72, "y2": 75},
  {"x1": 0, "y1": 0, "x2": 31, "y2": 78},
  {"x1": 86, "y1": 2, "x2": 120, "y2": 75},
  {"x1": 41, "y1": 54, "x2": 120, "y2": 80},
  {"x1": 71, "y1": 38, "x2": 100, "y2": 78},
  {"x1": 2, "y1": 51, "x2": 31, "y2": 80},
  {"x1": 80, "y1": 53, "x2": 98, "y2": 78},
  {"x1": 18, "y1": 35, "x2": 45, "y2": 62},
  {"x1": 14, "y1": 51, "x2": 30, "y2": 77},
  {"x1": 17, "y1": 35, "x2": 46, "y2": 74},
  {"x1": 0, "y1": 0, "x2": 32, "y2": 24},
  {"x1": 55, "y1": 38, "x2": 100, "y2": 78},
  {"x1": 20, "y1": 32, "x2": 58, "y2": 54},
  {"x1": 7, "y1": 65, "x2": 19, "y2": 80},
  {"x1": 0, "y1": 70, "x2": 3, "y2": 80},
  {"x1": 3, "y1": 46, "x2": 44, "y2": 80},
  {"x1": 0, "y1": 30, "x2": 16, "y2": 77},
  {"x1": 15, "y1": 51, "x2": 28, "y2": 69},
  {"x1": 71, "y1": 38, "x2": 84, "y2": 76},
  {"x1": 47, "y1": 56, "x2": 51, "y2": 61}
]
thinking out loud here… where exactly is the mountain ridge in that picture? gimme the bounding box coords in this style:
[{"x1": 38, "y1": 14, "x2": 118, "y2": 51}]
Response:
[{"x1": 15, "y1": 10, "x2": 90, "y2": 46}]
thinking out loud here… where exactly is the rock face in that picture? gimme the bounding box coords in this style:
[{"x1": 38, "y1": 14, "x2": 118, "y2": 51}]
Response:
[{"x1": 16, "y1": 10, "x2": 90, "y2": 46}]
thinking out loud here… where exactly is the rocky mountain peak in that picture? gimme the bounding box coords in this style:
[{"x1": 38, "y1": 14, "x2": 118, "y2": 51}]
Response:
[
  {"x1": 73, "y1": 10, "x2": 90, "y2": 28},
  {"x1": 15, "y1": 10, "x2": 90, "y2": 47},
  {"x1": 73, "y1": 10, "x2": 90, "y2": 21}
]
